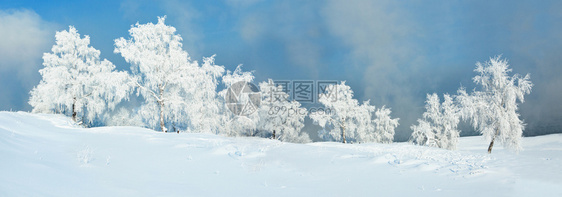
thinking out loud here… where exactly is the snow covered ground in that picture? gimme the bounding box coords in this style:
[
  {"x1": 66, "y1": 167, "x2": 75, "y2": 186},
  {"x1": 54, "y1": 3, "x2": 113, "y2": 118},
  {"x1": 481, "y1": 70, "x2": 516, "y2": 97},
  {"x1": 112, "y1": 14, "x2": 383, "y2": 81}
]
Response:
[{"x1": 1, "y1": 111, "x2": 561, "y2": 196}]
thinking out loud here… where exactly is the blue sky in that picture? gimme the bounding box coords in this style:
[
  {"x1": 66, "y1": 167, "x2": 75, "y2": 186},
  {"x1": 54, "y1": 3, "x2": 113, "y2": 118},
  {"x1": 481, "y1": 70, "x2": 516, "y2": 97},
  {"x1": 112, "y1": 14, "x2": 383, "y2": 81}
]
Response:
[{"x1": 1, "y1": 0, "x2": 561, "y2": 141}]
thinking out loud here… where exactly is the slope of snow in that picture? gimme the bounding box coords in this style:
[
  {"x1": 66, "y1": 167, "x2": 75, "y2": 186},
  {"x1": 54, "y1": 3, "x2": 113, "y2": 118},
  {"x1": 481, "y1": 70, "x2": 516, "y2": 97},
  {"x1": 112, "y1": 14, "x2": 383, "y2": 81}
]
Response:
[{"x1": 1, "y1": 111, "x2": 561, "y2": 196}]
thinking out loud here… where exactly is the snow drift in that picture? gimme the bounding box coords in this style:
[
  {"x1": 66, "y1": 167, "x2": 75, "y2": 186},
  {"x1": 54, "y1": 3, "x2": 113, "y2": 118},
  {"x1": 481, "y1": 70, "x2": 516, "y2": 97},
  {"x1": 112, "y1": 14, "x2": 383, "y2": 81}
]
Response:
[{"x1": 1, "y1": 111, "x2": 561, "y2": 196}]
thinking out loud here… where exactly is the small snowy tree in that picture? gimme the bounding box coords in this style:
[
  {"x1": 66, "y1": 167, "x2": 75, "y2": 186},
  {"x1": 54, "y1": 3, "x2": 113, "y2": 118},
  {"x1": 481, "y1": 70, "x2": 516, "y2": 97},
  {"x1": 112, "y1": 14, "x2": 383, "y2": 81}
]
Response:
[
  {"x1": 440, "y1": 94, "x2": 460, "y2": 149},
  {"x1": 257, "y1": 79, "x2": 311, "y2": 143},
  {"x1": 310, "y1": 81, "x2": 376, "y2": 143},
  {"x1": 217, "y1": 65, "x2": 260, "y2": 136},
  {"x1": 29, "y1": 26, "x2": 130, "y2": 125},
  {"x1": 457, "y1": 56, "x2": 532, "y2": 153},
  {"x1": 185, "y1": 55, "x2": 226, "y2": 133},
  {"x1": 410, "y1": 119, "x2": 434, "y2": 147},
  {"x1": 410, "y1": 93, "x2": 460, "y2": 150},
  {"x1": 115, "y1": 16, "x2": 224, "y2": 132},
  {"x1": 371, "y1": 106, "x2": 399, "y2": 144}
]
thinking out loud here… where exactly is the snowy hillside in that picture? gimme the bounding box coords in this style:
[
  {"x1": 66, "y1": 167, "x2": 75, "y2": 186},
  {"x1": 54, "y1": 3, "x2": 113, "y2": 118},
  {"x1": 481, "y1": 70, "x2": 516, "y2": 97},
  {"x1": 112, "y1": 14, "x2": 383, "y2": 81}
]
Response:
[{"x1": 1, "y1": 112, "x2": 561, "y2": 196}]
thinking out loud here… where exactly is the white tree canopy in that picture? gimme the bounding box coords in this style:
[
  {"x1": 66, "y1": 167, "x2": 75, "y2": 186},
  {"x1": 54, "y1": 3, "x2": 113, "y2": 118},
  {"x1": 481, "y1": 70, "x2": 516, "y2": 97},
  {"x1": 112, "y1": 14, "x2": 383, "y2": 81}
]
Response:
[
  {"x1": 217, "y1": 65, "x2": 260, "y2": 137},
  {"x1": 372, "y1": 106, "x2": 399, "y2": 144},
  {"x1": 310, "y1": 81, "x2": 396, "y2": 143},
  {"x1": 115, "y1": 16, "x2": 224, "y2": 132},
  {"x1": 257, "y1": 79, "x2": 311, "y2": 143},
  {"x1": 410, "y1": 93, "x2": 460, "y2": 150},
  {"x1": 186, "y1": 55, "x2": 226, "y2": 133},
  {"x1": 29, "y1": 26, "x2": 130, "y2": 125},
  {"x1": 457, "y1": 56, "x2": 532, "y2": 153}
]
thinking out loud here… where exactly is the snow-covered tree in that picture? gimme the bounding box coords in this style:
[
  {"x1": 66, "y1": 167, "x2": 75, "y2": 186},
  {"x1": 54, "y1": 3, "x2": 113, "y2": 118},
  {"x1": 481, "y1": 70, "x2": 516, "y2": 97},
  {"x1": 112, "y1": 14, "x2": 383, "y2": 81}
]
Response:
[
  {"x1": 185, "y1": 55, "x2": 226, "y2": 133},
  {"x1": 29, "y1": 26, "x2": 130, "y2": 125},
  {"x1": 217, "y1": 65, "x2": 260, "y2": 136},
  {"x1": 115, "y1": 16, "x2": 224, "y2": 132},
  {"x1": 410, "y1": 119, "x2": 433, "y2": 147},
  {"x1": 410, "y1": 93, "x2": 460, "y2": 150},
  {"x1": 440, "y1": 94, "x2": 460, "y2": 149},
  {"x1": 457, "y1": 56, "x2": 532, "y2": 153},
  {"x1": 310, "y1": 81, "x2": 376, "y2": 143},
  {"x1": 257, "y1": 79, "x2": 311, "y2": 143},
  {"x1": 371, "y1": 106, "x2": 399, "y2": 144}
]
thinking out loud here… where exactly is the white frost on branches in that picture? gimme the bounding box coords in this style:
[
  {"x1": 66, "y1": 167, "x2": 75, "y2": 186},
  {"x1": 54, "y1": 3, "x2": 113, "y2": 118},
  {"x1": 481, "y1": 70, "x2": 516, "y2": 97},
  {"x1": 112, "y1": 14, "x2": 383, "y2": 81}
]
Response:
[
  {"x1": 257, "y1": 79, "x2": 311, "y2": 143},
  {"x1": 29, "y1": 26, "x2": 130, "y2": 125},
  {"x1": 186, "y1": 56, "x2": 226, "y2": 133},
  {"x1": 372, "y1": 106, "x2": 399, "y2": 144},
  {"x1": 457, "y1": 56, "x2": 532, "y2": 153},
  {"x1": 217, "y1": 65, "x2": 259, "y2": 137},
  {"x1": 410, "y1": 93, "x2": 460, "y2": 150},
  {"x1": 310, "y1": 81, "x2": 398, "y2": 143},
  {"x1": 114, "y1": 16, "x2": 224, "y2": 132}
]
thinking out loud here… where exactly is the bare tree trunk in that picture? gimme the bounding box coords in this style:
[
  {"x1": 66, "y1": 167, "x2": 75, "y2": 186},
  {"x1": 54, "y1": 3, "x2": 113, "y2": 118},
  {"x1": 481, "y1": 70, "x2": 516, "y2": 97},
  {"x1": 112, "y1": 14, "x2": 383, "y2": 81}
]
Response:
[
  {"x1": 489, "y1": 99, "x2": 505, "y2": 154},
  {"x1": 172, "y1": 123, "x2": 178, "y2": 133},
  {"x1": 488, "y1": 138, "x2": 495, "y2": 154},
  {"x1": 488, "y1": 127, "x2": 499, "y2": 153},
  {"x1": 158, "y1": 84, "x2": 167, "y2": 132},
  {"x1": 272, "y1": 130, "x2": 276, "y2": 139},
  {"x1": 342, "y1": 126, "x2": 346, "y2": 144},
  {"x1": 159, "y1": 100, "x2": 166, "y2": 132},
  {"x1": 72, "y1": 97, "x2": 77, "y2": 122}
]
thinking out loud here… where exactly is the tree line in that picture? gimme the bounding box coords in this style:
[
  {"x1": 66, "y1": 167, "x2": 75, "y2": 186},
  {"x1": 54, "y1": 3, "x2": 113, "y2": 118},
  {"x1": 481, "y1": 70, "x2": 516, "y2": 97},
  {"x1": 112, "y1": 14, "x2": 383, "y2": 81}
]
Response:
[{"x1": 29, "y1": 16, "x2": 532, "y2": 153}]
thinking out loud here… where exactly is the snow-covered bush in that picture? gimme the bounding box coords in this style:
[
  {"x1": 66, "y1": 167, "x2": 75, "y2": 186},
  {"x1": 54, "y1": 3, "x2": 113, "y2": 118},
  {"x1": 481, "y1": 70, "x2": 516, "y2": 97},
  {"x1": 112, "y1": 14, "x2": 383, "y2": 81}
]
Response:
[
  {"x1": 372, "y1": 106, "x2": 399, "y2": 144},
  {"x1": 184, "y1": 55, "x2": 226, "y2": 134},
  {"x1": 29, "y1": 26, "x2": 130, "y2": 126},
  {"x1": 310, "y1": 81, "x2": 398, "y2": 143},
  {"x1": 457, "y1": 56, "x2": 532, "y2": 153},
  {"x1": 216, "y1": 65, "x2": 260, "y2": 136},
  {"x1": 257, "y1": 79, "x2": 311, "y2": 143},
  {"x1": 410, "y1": 93, "x2": 460, "y2": 150}
]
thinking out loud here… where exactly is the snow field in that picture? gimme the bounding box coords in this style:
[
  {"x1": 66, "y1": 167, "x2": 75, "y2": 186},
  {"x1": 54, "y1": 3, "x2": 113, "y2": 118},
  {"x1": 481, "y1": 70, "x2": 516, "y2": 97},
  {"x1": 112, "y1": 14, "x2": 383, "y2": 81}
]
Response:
[{"x1": 1, "y1": 111, "x2": 561, "y2": 196}]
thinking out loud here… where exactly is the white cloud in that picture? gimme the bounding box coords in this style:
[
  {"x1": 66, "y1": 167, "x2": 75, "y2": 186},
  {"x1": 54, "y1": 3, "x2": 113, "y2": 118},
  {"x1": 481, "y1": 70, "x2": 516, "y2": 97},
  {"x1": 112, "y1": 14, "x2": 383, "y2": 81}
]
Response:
[
  {"x1": 119, "y1": 0, "x2": 203, "y2": 58},
  {"x1": 285, "y1": 41, "x2": 321, "y2": 76},
  {"x1": 160, "y1": 0, "x2": 203, "y2": 58},
  {"x1": 238, "y1": 14, "x2": 264, "y2": 42},
  {"x1": 225, "y1": 0, "x2": 263, "y2": 8},
  {"x1": 322, "y1": 0, "x2": 424, "y2": 140},
  {"x1": 0, "y1": 9, "x2": 56, "y2": 77},
  {"x1": 0, "y1": 9, "x2": 58, "y2": 110},
  {"x1": 506, "y1": 1, "x2": 562, "y2": 135},
  {"x1": 119, "y1": 0, "x2": 142, "y2": 20},
  {"x1": 234, "y1": 1, "x2": 325, "y2": 77}
]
